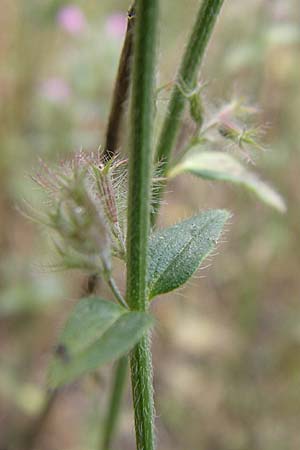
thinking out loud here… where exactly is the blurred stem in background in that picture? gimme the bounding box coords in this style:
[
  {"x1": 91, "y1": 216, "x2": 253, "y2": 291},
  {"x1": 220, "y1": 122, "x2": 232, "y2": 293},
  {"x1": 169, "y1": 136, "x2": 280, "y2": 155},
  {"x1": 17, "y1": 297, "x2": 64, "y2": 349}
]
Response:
[
  {"x1": 100, "y1": 357, "x2": 128, "y2": 450},
  {"x1": 22, "y1": 391, "x2": 58, "y2": 450},
  {"x1": 152, "y1": 0, "x2": 225, "y2": 224}
]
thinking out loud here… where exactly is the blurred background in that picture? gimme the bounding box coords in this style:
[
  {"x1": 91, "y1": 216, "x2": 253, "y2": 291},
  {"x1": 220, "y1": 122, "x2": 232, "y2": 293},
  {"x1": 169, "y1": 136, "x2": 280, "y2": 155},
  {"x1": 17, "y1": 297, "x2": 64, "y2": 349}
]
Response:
[{"x1": 0, "y1": 0, "x2": 300, "y2": 449}]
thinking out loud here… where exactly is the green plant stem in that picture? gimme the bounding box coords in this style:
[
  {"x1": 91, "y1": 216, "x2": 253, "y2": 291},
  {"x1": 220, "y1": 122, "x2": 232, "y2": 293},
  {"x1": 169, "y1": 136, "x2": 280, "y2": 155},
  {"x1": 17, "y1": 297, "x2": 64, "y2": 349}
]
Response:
[
  {"x1": 129, "y1": 334, "x2": 155, "y2": 450},
  {"x1": 152, "y1": 0, "x2": 225, "y2": 222},
  {"x1": 100, "y1": 356, "x2": 128, "y2": 450},
  {"x1": 126, "y1": 0, "x2": 158, "y2": 449}
]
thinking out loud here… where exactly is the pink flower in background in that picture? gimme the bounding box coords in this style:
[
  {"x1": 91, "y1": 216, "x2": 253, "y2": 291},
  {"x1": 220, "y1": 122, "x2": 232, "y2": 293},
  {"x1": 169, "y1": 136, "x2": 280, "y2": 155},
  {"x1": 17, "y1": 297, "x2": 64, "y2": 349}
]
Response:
[
  {"x1": 40, "y1": 78, "x2": 71, "y2": 103},
  {"x1": 57, "y1": 5, "x2": 86, "y2": 34},
  {"x1": 105, "y1": 13, "x2": 127, "y2": 38}
]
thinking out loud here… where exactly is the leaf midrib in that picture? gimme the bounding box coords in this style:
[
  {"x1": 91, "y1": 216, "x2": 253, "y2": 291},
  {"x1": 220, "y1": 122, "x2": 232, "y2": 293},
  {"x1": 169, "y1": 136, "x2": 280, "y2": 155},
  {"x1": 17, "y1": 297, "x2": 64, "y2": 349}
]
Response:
[{"x1": 148, "y1": 217, "x2": 214, "y2": 297}]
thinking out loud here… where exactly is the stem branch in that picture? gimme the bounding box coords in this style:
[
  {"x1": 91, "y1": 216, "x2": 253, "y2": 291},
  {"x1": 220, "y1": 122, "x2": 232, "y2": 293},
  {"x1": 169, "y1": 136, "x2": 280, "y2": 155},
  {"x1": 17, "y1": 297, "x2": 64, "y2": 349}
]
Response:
[{"x1": 152, "y1": 0, "x2": 225, "y2": 222}]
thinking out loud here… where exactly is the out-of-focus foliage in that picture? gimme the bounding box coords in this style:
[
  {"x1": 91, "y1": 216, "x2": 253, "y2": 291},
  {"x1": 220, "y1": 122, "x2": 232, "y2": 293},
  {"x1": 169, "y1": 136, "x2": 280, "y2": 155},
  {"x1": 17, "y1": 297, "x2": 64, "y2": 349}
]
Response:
[
  {"x1": 49, "y1": 297, "x2": 153, "y2": 388},
  {"x1": 0, "y1": 1, "x2": 300, "y2": 449},
  {"x1": 169, "y1": 149, "x2": 286, "y2": 212}
]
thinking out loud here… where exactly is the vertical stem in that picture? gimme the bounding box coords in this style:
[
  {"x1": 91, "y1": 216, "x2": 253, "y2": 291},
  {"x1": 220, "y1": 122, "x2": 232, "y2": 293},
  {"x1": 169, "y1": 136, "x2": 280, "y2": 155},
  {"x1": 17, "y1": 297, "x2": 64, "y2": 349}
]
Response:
[
  {"x1": 129, "y1": 334, "x2": 155, "y2": 450},
  {"x1": 152, "y1": 0, "x2": 225, "y2": 222},
  {"x1": 126, "y1": 0, "x2": 158, "y2": 449},
  {"x1": 101, "y1": 357, "x2": 128, "y2": 450}
]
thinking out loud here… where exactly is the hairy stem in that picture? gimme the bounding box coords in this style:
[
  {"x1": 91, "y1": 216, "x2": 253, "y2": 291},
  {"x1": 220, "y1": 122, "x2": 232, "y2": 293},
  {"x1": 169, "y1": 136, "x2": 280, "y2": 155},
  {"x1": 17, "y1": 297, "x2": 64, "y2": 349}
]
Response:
[
  {"x1": 126, "y1": 0, "x2": 158, "y2": 449},
  {"x1": 152, "y1": 0, "x2": 225, "y2": 222},
  {"x1": 129, "y1": 334, "x2": 155, "y2": 450},
  {"x1": 100, "y1": 357, "x2": 128, "y2": 450}
]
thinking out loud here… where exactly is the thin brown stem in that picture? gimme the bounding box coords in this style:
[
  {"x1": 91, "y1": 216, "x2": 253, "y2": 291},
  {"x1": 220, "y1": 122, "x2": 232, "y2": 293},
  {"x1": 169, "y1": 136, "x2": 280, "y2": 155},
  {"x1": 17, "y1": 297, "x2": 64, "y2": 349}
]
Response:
[
  {"x1": 88, "y1": 3, "x2": 136, "y2": 294},
  {"x1": 102, "y1": 4, "x2": 136, "y2": 160}
]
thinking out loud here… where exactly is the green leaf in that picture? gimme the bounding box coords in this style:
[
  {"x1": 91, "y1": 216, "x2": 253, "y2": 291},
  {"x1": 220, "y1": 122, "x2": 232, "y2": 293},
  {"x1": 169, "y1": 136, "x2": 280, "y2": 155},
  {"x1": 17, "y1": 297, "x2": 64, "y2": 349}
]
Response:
[
  {"x1": 169, "y1": 151, "x2": 286, "y2": 213},
  {"x1": 147, "y1": 210, "x2": 230, "y2": 299},
  {"x1": 48, "y1": 297, "x2": 154, "y2": 388}
]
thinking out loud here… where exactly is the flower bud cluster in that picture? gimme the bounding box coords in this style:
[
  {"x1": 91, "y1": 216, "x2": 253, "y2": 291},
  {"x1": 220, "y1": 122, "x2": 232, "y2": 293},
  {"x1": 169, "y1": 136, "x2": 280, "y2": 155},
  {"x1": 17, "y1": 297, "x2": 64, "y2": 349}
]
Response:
[
  {"x1": 217, "y1": 99, "x2": 264, "y2": 152},
  {"x1": 28, "y1": 151, "x2": 127, "y2": 274},
  {"x1": 187, "y1": 96, "x2": 266, "y2": 162}
]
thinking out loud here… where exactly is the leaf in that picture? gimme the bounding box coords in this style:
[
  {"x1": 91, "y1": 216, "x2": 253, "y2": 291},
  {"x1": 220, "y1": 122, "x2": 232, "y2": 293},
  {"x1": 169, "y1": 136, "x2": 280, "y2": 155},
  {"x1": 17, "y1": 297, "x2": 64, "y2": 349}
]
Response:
[
  {"x1": 169, "y1": 151, "x2": 286, "y2": 213},
  {"x1": 48, "y1": 297, "x2": 154, "y2": 388},
  {"x1": 147, "y1": 210, "x2": 230, "y2": 299}
]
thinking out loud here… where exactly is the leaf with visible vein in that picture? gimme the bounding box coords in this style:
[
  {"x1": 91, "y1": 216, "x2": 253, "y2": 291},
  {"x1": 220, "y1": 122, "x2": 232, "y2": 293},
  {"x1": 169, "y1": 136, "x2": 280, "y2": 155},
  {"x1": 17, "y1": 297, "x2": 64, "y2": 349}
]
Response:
[{"x1": 147, "y1": 210, "x2": 230, "y2": 299}]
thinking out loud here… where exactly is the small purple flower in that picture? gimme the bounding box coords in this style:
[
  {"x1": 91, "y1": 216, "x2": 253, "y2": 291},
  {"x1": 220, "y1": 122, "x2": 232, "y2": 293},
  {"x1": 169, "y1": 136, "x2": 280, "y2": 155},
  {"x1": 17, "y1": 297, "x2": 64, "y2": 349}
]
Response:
[
  {"x1": 57, "y1": 5, "x2": 86, "y2": 35},
  {"x1": 105, "y1": 13, "x2": 127, "y2": 39},
  {"x1": 40, "y1": 78, "x2": 71, "y2": 103}
]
